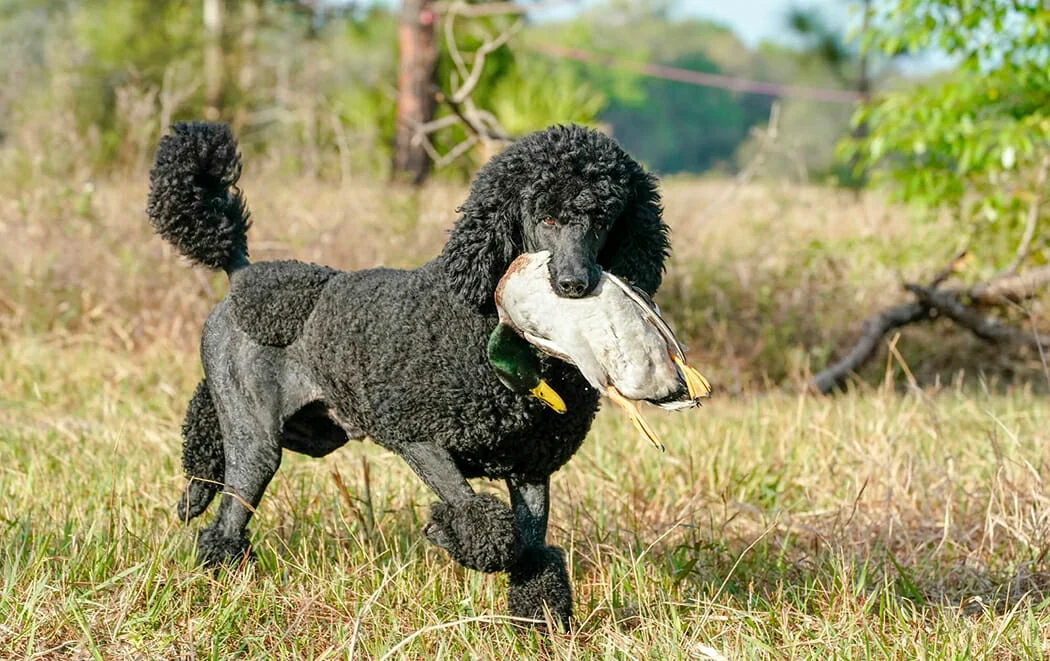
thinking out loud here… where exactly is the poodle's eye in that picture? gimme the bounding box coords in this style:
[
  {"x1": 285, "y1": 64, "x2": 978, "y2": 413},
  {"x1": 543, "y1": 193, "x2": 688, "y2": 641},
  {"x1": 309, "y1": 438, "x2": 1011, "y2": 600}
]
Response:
[{"x1": 541, "y1": 216, "x2": 557, "y2": 226}]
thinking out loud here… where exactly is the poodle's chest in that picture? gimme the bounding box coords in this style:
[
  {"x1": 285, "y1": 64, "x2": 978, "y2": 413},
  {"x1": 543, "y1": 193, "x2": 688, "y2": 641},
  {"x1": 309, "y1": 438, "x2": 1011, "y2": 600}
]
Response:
[
  {"x1": 359, "y1": 351, "x2": 598, "y2": 477},
  {"x1": 296, "y1": 274, "x2": 600, "y2": 477}
]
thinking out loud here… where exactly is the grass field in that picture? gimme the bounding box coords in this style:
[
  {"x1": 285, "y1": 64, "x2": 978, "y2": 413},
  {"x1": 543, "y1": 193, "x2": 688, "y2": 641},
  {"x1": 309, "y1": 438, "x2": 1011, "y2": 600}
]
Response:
[{"x1": 3, "y1": 175, "x2": 1050, "y2": 658}]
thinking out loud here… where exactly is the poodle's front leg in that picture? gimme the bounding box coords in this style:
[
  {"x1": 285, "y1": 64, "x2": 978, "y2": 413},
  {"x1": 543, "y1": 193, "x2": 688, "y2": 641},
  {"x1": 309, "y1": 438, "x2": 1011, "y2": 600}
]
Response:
[
  {"x1": 506, "y1": 477, "x2": 573, "y2": 629},
  {"x1": 400, "y1": 442, "x2": 522, "y2": 573}
]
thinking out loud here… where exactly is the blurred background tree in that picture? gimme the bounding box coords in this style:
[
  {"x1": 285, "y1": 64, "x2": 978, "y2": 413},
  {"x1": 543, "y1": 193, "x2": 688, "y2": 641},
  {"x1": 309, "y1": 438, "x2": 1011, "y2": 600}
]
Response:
[{"x1": 0, "y1": 0, "x2": 881, "y2": 185}]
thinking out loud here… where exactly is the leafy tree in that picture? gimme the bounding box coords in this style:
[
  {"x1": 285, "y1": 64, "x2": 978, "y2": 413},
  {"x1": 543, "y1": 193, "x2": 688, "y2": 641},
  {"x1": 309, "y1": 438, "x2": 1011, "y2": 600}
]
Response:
[
  {"x1": 807, "y1": 1, "x2": 1050, "y2": 394},
  {"x1": 487, "y1": 57, "x2": 606, "y2": 136},
  {"x1": 848, "y1": 1, "x2": 1050, "y2": 268}
]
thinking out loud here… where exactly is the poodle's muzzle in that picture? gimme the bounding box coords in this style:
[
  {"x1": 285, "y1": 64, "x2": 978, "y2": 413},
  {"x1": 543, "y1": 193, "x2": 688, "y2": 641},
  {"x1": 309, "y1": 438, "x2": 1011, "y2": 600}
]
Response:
[{"x1": 543, "y1": 224, "x2": 603, "y2": 299}]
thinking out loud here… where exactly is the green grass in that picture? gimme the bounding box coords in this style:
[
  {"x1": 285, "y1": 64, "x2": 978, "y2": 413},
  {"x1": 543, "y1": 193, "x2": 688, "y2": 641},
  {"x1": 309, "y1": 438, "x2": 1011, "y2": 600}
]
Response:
[{"x1": 3, "y1": 336, "x2": 1050, "y2": 658}]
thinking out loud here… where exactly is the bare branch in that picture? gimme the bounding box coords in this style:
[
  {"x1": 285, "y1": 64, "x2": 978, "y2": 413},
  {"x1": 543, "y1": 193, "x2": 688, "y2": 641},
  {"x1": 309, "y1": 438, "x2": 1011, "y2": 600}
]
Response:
[
  {"x1": 414, "y1": 3, "x2": 518, "y2": 166},
  {"x1": 158, "y1": 63, "x2": 201, "y2": 136},
  {"x1": 449, "y1": 18, "x2": 523, "y2": 103},
  {"x1": 410, "y1": 125, "x2": 443, "y2": 163},
  {"x1": 412, "y1": 114, "x2": 460, "y2": 138},
  {"x1": 928, "y1": 250, "x2": 970, "y2": 289},
  {"x1": 809, "y1": 250, "x2": 967, "y2": 394},
  {"x1": 434, "y1": 134, "x2": 479, "y2": 168},
  {"x1": 965, "y1": 264, "x2": 1050, "y2": 306},
  {"x1": 905, "y1": 284, "x2": 1050, "y2": 350},
  {"x1": 442, "y1": 4, "x2": 470, "y2": 82},
  {"x1": 809, "y1": 302, "x2": 931, "y2": 394},
  {"x1": 812, "y1": 253, "x2": 1050, "y2": 395}
]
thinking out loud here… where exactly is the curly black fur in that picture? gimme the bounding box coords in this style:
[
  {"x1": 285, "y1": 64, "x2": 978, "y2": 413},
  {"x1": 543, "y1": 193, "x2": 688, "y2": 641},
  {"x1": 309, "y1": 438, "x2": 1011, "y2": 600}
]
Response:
[
  {"x1": 147, "y1": 122, "x2": 251, "y2": 272},
  {"x1": 229, "y1": 260, "x2": 336, "y2": 347},
  {"x1": 424, "y1": 494, "x2": 522, "y2": 573},
  {"x1": 177, "y1": 380, "x2": 224, "y2": 521},
  {"x1": 508, "y1": 545, "x2": 573, "y2": 629},
  {"x1": 148, "y1": 121, "x2": 670, "y2": 629},
  {"x1": 196, "y1": 526, "x2": 252, "y2": 568}
]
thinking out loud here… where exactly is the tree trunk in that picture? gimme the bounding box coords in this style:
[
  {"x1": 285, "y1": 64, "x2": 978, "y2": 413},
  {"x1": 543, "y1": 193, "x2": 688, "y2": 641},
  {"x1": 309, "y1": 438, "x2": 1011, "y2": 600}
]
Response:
[
  {"x1": 847, "y1": 0, "x2": 873, "y2": 186},
  {"x1": 392, "y1": 0, "x2": 438, "y2": 186},
  {"x1": 203, "y1": 0, "x2": 225, "y2": 120},
  {"x1": 232, "y1": 0, "x2": 259, "y2": 132}
]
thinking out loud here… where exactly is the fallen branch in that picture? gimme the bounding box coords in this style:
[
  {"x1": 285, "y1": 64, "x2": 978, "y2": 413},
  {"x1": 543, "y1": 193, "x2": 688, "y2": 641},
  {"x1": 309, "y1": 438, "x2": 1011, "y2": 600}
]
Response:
[
  {"x1": 965, "y1": 264, "x2": 1050, "y2": 306},
  {"x1": 810, "y1": 252, "x2": 968, "y2": 393},
  {"x1": 812, "y1": 260, "x2": 1050, "y2": 393},
  {"x1": 809, "y1": 302, "x2": 932, "y2": 394},
  {"x1": 905, "y1": 284, "x2": 1050, "y2": 350}
]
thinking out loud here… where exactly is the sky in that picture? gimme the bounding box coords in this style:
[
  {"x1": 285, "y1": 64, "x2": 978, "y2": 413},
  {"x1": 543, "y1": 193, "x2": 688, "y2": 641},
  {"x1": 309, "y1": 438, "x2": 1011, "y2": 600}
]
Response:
[
  {"x1": 675, "y1": 0, "x2": 847, "y2": 46},
  {"x1": 532, "y1": 0, "x2": 849, "y2": 47},
  {"x1": 527, "y1": 0, "x2": 952, "y2": 72}
]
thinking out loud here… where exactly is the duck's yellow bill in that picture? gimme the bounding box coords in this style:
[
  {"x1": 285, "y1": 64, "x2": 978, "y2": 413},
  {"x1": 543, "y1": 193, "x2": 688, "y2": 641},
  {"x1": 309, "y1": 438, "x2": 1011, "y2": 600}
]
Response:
[
  {"x1": 606, "y1": 386, "x2": 665, "y2": 453},
  {"x1": 674, "y1": 356, "x2": 712, "y2": 399},
  {"x1": 530, "y1": 379, "x2": 567, "y2": 414}
]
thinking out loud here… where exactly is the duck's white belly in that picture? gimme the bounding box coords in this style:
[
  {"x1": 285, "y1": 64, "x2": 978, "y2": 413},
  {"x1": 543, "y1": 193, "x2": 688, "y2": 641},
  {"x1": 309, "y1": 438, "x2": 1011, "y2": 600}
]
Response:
[{"x1": 498, "y1": 257, "x2": 681, "y2": 402}]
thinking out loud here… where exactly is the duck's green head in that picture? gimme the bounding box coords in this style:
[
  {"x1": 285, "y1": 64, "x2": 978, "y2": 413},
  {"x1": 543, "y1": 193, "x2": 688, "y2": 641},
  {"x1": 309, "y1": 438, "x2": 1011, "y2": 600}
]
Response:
[{"x1": 487, "y1": 324, "x2": 567, "y2": 414}]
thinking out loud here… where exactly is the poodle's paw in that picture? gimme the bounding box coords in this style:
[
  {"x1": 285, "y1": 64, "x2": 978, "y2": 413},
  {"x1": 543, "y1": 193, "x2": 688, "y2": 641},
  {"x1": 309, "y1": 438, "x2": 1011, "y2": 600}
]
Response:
[
  {"x1": 424, "y1": 493, "x2": 522, "y2": 573},
  {"x1": 195, "y1": 527, "x2": 253, "y2": 569},
  {"x1": 508, "y1": 545, "x2": 573, "y2": 630},
  {"x1": 176, "y1": 480, "x2": 220, "y2": 523}
]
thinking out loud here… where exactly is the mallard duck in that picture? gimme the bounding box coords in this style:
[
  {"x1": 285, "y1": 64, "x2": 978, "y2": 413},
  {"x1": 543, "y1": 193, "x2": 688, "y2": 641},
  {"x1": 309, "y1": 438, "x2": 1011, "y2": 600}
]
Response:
[
  {"x1": 486, "y1": 323, "x2": 567, "y2": 414},
  {"x1": 487, "y1": 251, "x2": 711, "y2": 451}
]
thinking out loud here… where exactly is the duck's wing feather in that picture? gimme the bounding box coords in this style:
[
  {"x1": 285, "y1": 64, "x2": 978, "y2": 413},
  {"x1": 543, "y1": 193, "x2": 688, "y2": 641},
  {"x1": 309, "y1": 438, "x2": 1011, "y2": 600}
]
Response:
[
  {"x1": 603, "y1": 273, "x2": 688, "y2": 361},
  {"x1": 521, "y1": 329, "x2": 576, "y2": 365}
]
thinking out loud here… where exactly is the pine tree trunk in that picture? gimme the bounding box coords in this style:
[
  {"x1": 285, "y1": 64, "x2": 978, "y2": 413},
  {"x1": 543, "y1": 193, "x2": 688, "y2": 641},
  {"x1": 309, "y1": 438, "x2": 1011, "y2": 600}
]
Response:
[{"x1": 392, "y1": 0, "x2": 438, "y2": 186}]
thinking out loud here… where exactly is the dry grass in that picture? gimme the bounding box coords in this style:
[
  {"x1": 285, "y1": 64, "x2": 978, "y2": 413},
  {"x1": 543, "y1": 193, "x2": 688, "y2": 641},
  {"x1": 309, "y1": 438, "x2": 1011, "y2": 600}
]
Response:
[
  {"x1": 4, "y1": 173, "x2": 1047, "y2": 389},
  {"x1": 3, "y1": 174, "x2": 1050, "y2": 657},
  {"x1": 3, "y1": 335, "x2": 1050, "y2": 658}
]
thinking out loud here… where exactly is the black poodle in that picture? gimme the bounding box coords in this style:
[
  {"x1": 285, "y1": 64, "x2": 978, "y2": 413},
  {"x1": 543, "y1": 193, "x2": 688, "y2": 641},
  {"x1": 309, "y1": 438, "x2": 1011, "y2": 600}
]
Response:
[{"x1": 146, "y1": 121, "x2": 669, "y2": 628}]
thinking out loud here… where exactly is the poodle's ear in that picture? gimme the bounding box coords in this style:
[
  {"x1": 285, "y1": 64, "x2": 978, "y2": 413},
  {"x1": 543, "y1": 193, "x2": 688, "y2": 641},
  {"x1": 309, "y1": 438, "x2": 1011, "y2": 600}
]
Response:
[
  {"x1": 600, "y1": 168, "x2": 670, "y2": 296},
  {"x1": 441, "y1": 198, "x2": 520, "y2": 310}
]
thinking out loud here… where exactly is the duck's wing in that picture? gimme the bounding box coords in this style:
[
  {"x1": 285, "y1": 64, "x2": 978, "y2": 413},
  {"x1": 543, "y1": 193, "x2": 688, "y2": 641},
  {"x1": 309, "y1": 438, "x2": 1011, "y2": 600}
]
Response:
[
  {"x1": 603, "y1": 273, "x2": 688, "y2": 360},
  {"x1": 605, "y1": 273, "x2": 712, "y2": 400}
]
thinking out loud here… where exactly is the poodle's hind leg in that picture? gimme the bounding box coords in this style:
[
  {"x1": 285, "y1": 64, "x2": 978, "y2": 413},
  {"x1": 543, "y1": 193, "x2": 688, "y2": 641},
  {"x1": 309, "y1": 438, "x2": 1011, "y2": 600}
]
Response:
[
  {"x1": 193, "y1": 360, "x2": 284, "y2": 568},
  {"x1": 195, "y1": 418, "x2": 282, "y2": 568},
  {"x1": 177, "y1": 380, "x2": 225, "y2": 522},
  {"x1": 506, "y1": 476, "x2": 572, "y2": 630}
]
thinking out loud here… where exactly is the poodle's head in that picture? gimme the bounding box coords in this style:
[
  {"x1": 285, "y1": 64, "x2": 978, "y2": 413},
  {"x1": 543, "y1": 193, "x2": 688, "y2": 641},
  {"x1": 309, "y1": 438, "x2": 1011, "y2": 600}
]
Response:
[{"x1": 441, "y1": 125, "x2": 670, "y2": 310}]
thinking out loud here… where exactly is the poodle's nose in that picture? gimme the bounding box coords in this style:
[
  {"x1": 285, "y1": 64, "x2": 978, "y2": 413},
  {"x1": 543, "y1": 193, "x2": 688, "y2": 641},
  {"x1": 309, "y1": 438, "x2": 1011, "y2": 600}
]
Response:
[{"x1": 556, "y1": 277, "x2": 588, "y2": 298}]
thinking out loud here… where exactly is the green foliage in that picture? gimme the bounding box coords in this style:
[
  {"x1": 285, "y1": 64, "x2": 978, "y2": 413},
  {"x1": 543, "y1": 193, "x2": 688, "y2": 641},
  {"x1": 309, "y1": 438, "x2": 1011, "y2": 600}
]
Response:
[
  {"x1": 488, "y1": 58, "x2": 606, "y2": 135},
  {"x1": 847, "y1": 1, "x2": 1050, "y2": 264}
]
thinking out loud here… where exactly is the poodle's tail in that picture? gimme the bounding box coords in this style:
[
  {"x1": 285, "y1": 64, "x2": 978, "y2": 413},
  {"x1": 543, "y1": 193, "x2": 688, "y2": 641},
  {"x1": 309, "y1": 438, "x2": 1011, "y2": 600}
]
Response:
[
  {"x1": 177, "y1": 380, "x2": 225, "y2": 521},
  {"x1": 147, "y1": 121, "x2": 251, "y2": 275}
]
